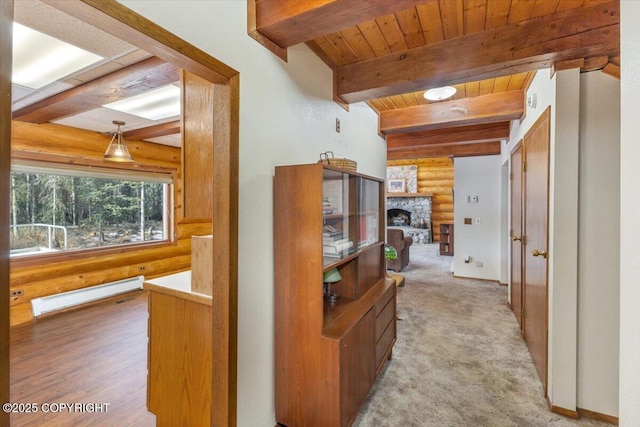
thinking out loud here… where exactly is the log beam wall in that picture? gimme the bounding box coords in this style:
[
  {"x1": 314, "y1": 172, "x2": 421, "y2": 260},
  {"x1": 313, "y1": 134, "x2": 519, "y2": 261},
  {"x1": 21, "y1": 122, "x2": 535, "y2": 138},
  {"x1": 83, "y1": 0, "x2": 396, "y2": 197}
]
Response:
[
  {"x1": 387, "y1": 157, "x2": 454, "y2": 242},
  {"x1": 9, "y1": 121, "x2": 210, "y2": 325}
]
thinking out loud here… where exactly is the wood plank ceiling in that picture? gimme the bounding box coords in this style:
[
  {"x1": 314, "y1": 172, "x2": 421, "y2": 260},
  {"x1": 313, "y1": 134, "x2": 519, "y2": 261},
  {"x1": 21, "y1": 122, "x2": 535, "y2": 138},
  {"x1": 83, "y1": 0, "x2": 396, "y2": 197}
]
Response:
[{"x1": 250, "y1": 0, "x2": 620, "y2": 159}]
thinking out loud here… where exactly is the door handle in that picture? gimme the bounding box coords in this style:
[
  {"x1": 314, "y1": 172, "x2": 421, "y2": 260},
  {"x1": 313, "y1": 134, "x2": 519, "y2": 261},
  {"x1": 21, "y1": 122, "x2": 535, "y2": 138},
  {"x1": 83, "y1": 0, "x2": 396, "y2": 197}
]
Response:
[
  {"x1": 531, "y1": 249, "x2": 547, "y2": 258},
  {"x1": 512, "y1": 235, "x2": 522, "y2": 242}
]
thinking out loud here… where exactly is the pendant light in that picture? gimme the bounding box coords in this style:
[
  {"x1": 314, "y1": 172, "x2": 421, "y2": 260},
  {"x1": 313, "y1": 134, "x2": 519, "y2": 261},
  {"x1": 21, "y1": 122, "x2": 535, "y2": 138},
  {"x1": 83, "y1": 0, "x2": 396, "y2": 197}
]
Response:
[{"x1": 104, "y1": 120, "x2": 134, "y2": 162}]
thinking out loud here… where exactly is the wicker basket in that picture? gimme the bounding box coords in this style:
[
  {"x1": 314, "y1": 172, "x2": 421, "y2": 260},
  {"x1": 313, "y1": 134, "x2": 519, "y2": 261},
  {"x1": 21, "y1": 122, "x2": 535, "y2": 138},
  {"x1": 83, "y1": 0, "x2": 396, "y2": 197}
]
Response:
[{"x1": 318, "y1": 151, "x2": 357, "y2": 172}]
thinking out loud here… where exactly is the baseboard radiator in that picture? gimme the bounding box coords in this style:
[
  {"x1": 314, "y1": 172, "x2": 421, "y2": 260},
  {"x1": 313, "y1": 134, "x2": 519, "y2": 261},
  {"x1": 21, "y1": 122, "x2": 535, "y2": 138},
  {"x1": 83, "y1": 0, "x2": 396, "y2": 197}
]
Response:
[{"x1": 31, "y1": 275, "x2": 144, "y2": 317}]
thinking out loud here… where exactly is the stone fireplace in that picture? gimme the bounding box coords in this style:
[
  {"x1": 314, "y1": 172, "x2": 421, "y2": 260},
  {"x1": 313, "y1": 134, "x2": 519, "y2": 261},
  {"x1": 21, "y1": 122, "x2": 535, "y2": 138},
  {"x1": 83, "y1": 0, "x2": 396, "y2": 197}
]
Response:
[{"x1": 386, "y1": 195, "x2": 432, "y2": 243}]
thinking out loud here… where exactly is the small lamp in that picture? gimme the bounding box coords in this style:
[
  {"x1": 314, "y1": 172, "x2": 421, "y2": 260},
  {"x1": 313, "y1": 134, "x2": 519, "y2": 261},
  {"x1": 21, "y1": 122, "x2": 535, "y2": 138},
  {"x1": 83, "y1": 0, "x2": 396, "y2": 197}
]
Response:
[
  {"x1": 104, "y1": 120, "x2": 134, "y2": 162},
  {"x1": 323, "y1": 268, "x2": 342, "y2": 304}
]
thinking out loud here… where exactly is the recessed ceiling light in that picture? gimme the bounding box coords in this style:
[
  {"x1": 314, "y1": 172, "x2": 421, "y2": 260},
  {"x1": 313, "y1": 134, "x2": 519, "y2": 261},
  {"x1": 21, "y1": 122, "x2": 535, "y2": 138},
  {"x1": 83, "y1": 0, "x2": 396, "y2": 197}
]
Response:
[
  {"x1": 12, "y1": 22, "x2": 103, "y2": 89},
  {"x1": 423, "y1": 86, "x2": 457, "y2": 101},
  {"x1": 103, "y1": 84, "x2": 181, "y2": 121}
]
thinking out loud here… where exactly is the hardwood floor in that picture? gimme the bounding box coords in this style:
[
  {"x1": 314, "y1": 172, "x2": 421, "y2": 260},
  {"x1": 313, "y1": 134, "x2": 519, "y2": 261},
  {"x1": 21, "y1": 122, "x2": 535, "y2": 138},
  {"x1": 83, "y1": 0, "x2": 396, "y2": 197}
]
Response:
[{"x1": 10, "y1": 290, "x2": 155, "y2": 427}]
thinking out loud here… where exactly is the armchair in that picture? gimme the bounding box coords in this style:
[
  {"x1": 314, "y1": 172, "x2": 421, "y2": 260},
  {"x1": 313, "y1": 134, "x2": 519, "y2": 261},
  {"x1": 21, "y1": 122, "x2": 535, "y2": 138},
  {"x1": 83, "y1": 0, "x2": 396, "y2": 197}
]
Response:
[{"x1": 386, "y1": 228, "x2": 413, "y2": 272}]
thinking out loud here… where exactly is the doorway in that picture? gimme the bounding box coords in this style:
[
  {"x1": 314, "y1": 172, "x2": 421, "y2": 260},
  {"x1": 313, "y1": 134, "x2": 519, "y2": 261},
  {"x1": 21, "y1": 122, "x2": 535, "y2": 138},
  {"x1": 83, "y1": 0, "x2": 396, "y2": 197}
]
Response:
[{"x1": 0, "y1": 1, "x2": 239, "y2": 425}]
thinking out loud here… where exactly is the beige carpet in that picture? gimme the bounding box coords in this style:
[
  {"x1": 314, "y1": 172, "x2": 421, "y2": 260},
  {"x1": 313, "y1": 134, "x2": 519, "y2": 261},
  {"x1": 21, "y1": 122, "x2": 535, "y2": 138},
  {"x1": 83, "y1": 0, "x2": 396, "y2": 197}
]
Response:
[{"x1": 354, "y1": 243, "x2": 610, "y2": 427}]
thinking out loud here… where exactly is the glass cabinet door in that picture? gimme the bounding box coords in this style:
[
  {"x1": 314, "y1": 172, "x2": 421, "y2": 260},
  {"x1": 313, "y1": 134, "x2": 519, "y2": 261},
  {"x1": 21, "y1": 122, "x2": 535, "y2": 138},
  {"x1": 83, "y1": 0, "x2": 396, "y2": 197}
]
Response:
[
  {"x1": 322, "y1": 169, "x2": 356, "y2": 265},
  {"x1": 357, "y1": 177, "x2": 381, "y2": 249}
]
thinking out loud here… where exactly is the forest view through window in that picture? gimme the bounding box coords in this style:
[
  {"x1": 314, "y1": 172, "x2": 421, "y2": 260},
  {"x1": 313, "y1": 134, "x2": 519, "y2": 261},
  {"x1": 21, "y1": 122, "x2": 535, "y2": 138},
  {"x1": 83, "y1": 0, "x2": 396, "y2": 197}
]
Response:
[{"x1": 10, "y1": 162, "x2": 171, "y2": 258}]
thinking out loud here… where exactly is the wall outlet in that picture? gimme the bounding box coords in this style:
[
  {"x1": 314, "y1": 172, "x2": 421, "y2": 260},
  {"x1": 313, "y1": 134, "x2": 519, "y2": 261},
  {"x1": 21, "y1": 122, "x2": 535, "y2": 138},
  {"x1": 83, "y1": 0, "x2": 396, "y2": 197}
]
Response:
[
  {"x1": 335, "y1": 118, "x2": 341, "y2": 133},
  {"x1": 475, "y1": 261, "x2": 483, "y2": 267},
  {"x1": 475, "y1": 217, "x2": 481, "y2": 225},
  {"x1": 11, "y1": 289, "x2": 24, "y2": 297}
]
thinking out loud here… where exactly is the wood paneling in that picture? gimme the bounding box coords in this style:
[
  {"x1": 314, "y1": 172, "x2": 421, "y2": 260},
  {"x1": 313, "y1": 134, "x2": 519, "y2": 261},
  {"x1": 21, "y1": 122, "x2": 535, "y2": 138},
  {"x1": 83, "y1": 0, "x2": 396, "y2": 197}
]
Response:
[
  {"x1": 387, "y1": 140, "x2": 501, "y2": 160},
  {"x1": 0, "y1": 0, "x2": 13, "y2": 422},
  {"x1": 182, "y1": 71, "x2": 214, "y2": 220},
  {"x1": 9, "y1": 121, "x2": 208, "y2": 326},
  {"x1": 123, "y1": 120, "x2": 180, "y2": 140},
  {"x1": 335, "y1": 1, "x2": 618, "y2": 102},
  {"x1": 388, "y1": 157, "x2": 454, "y2": 242}
]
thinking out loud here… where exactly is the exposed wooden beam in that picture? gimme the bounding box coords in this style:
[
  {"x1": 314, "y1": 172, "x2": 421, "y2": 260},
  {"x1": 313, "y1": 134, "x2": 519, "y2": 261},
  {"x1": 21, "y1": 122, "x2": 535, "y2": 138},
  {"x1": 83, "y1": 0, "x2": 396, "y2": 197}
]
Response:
[
  {"x1": 13, "y1": 57, "x2": 179, "y2": 123},
  {"x1": 247, "y1": 0, "x2": 287, "y2": 61},
  {"x1": 123, "y1": 120, "x2": 181, "y2": 140},
  {"x1": 387, "y1": 141, "x2": 502, "y2": 160},
  {"x1": 387, "y1": 122, "x2": 510, "y2": 150},
  {"x1": 603, "y1": 62, "x2": 620, "y2": 79},
  {"x1": 254, "y1": 0, "x2": 424, "y2": 48},
  {"x1": 337, "y1": 0, "x2": 619, "y2": 103},
  {"x1": 380, "y1": 91, "x2": 524, "y2": 134}
]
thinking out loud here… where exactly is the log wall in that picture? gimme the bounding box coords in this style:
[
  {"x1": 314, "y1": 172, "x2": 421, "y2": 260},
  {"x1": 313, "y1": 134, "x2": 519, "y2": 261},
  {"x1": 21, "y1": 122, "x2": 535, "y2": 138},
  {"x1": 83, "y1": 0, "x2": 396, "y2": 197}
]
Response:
[
  {"x1": 9, "y1": 121, "x2": 211, "y2": 325},
  {"x1": 387, "y1": 157, "x2": 454, "y2": 242}
]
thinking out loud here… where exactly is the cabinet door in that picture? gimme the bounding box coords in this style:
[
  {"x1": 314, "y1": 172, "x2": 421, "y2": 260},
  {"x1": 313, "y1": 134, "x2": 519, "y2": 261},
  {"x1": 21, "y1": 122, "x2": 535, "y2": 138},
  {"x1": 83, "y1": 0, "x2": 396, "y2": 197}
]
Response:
[{"x1": 340, "y1": 308, "x2": 375, "y2": 426}]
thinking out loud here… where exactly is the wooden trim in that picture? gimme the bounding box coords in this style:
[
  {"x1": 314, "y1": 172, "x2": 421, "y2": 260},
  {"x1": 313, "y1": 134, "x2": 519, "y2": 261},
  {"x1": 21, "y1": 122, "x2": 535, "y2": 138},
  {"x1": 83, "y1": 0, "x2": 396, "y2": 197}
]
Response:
[
  {"x1": 387, "y1": 122, "x2": 511, "y2": 150},
  {"x1": 549, "y1": 404, "x2": 579, "y2": 419},
  {"x1": 603, "y1": 63, "x2": 620, "y2": 80},
  {"x1": 387, "y1": 141, "x2": 502, "y2": 160},
  {"x1": 577, "y1": 407, "x2": 619, "y2": 425},
  {"x1": 0, "y1": 0, "x2": 12, "y2": 422},
  {"x1": 44, "y1": 0, "x2": 238, "y2": 83}
]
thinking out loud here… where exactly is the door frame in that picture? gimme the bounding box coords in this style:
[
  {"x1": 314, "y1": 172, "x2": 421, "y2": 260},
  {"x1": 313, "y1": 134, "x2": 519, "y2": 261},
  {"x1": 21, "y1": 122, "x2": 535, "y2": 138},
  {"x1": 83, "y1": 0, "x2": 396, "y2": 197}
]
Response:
[
  {"x1": 510, "y1": 139, "x2": 524, "y2": 330},
  {"x1": 0, "y1": 1, "x2": 239, "y2": 425}
]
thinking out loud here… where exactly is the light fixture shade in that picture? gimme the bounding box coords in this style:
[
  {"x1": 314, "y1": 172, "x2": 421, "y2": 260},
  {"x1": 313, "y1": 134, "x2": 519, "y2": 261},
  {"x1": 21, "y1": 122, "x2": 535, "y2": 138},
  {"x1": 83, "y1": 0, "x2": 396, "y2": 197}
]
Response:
[
  {"x1": 423, "y1": 86, "x2": 457, "y2": 101},
  {"x1": 104, "y1": 120, "x2": 134, "y2": 162},
  {"x1": 323, "y1": 268, "x2": 342, "y2": 284}
]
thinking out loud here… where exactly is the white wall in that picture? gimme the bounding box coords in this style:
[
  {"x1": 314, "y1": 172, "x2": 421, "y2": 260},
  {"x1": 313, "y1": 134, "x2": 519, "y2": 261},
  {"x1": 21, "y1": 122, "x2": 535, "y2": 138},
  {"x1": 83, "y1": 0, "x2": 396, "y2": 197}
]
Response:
[
  {"x1": 118, "y1": 2, "x2": 387, "y2": 426},
  {"x1": 550, "y1": 69, "x2": 581, "y2": 411},
  {"x1": 620, "y1": 2, "x2": 640, "y2": 425},
  {"x1": 577, "y1": 71, "x2": 620, "y2": 416},
  {"x1": 453, "y1": 155, "x2": 502, "y2": 281}
]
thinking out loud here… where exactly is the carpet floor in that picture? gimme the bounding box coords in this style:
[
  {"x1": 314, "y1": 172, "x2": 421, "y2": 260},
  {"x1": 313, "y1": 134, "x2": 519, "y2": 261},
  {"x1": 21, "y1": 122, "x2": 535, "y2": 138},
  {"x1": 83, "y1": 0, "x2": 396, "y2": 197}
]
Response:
[{"x1": 353, "y1": 243, "x2": 610, "y2": 427}]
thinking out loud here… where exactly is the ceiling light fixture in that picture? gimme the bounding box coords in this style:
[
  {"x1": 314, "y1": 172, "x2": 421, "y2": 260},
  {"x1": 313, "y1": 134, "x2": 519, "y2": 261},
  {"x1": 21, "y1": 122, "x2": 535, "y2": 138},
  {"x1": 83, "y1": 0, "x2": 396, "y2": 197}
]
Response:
[
  {"x1": 12, "y1": 22, "x2": 103, "y2": 89},
  {"x1": 103, "y1": 84, "x2": 181, "y2": 121},
  {"x1": 104, "y1": 120, "x2": 134, "y2": 162},
  {"x1": 423, "y1": 86, "x2": 457, "y2": 101}
]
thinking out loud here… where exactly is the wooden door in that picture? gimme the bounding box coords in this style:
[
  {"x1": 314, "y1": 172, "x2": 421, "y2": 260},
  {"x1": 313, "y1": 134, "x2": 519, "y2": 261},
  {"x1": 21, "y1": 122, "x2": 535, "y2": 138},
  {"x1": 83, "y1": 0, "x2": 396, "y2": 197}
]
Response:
[
  {"x1": 523, "y1": 109, "x2": 550, "y2": 391},
  {"x1": 510, "y1": 143, "x2": 524, "y2": 330}
]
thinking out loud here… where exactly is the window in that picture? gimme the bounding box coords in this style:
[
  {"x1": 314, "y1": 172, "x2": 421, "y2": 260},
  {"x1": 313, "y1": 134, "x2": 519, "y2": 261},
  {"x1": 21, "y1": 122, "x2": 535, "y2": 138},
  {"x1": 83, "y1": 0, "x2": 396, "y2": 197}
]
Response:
[{"x1": 10, "y1": 160, "x2": 172, "y2": 258}]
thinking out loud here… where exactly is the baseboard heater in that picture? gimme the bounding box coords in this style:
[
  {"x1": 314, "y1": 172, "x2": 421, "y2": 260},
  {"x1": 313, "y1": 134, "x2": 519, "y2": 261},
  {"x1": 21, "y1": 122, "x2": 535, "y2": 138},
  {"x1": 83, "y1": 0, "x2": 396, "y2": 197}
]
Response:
[{"x1": 31, "y1": 275, "x2": 145, "y2": 317}]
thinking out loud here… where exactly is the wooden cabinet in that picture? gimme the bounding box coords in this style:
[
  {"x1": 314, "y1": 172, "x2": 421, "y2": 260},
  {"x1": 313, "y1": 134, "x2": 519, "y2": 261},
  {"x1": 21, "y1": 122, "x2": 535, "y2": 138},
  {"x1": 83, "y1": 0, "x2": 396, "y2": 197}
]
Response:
[
  {"x1": 274, "y1": 164, "x2": 396, "y2": 427},
  {"x1": 439, "y1": 223, "x2": 454, "y2": 255},
  {"x1": 144, "y1": 272, "x2": 212, "y2": 427}
]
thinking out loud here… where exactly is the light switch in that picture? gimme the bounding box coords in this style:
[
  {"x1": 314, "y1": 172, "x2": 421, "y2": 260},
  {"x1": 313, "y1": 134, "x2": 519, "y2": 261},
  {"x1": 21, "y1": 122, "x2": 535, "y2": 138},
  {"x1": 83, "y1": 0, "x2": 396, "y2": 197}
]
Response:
[{"x1": 475, "y1": 217, "x2": 481, "y2": 224}]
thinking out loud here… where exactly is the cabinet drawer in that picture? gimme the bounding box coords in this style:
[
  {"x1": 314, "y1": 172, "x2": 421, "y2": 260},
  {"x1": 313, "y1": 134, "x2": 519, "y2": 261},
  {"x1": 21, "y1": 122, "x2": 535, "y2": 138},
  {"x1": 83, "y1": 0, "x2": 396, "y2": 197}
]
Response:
[
  {"x1": 375, "y1": 318, "x2": 396, "y2": 369},
  {"x1": 375, "y1": 296, "x2": 395, "y2": 341},
  {"x1": 374, "y1": 281, "x2": 395, "y2": 314}
]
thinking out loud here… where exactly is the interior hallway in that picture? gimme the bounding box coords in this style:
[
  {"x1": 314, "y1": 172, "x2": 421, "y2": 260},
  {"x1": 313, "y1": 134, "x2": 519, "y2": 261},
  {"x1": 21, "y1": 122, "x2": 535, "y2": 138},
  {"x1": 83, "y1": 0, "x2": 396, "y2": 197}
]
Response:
[
  {"x1": 355, "y1": 243, "x2": 609, "y2": 427},
  {"x1": 9, "y1": 244, "x2": 612, "y2": 427}
]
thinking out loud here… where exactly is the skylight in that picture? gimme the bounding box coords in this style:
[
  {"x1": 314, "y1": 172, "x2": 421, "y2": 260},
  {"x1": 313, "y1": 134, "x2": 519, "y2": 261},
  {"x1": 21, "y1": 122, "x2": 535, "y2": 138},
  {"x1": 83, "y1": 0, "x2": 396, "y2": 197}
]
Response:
[
  {"x1": 102, "y1": 84, "x2": 181, "y2": 121},
  {"x1": 12, "y1": 22, "x2": 103, "y2": 89}
]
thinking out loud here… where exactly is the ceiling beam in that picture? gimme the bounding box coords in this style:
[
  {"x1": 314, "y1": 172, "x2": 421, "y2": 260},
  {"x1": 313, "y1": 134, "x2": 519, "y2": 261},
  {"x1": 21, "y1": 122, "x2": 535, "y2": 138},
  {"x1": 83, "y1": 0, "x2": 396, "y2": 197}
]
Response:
[
  {"x1": 12, "y1": 57, "x2": 179, "y2": 123},
  {"x1": 387, "y1": 122, "x2": 510, "y2": 151},
  {"x1": 387, "y1": 141, "x2": 502, "y2": 160},
  {"x1": 380, "y1": 91, "x2": 524, "y2": 134},
  {"x1": 337, "y1": 0, "x2": 619, "y2": 103},
  {"x1": 254, "y1": 0, "x2": 424, "y2": 49},
  {"x1": 123, "y1": 120, "x2": 181, "y2": 140}
]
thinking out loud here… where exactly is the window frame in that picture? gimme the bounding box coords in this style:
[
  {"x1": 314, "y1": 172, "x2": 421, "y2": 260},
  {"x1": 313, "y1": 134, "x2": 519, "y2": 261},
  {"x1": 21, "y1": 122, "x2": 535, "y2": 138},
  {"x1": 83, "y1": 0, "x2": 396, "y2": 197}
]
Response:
[{"x1": 9, "y1": 153, "x2": 177, "y2": 268}]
